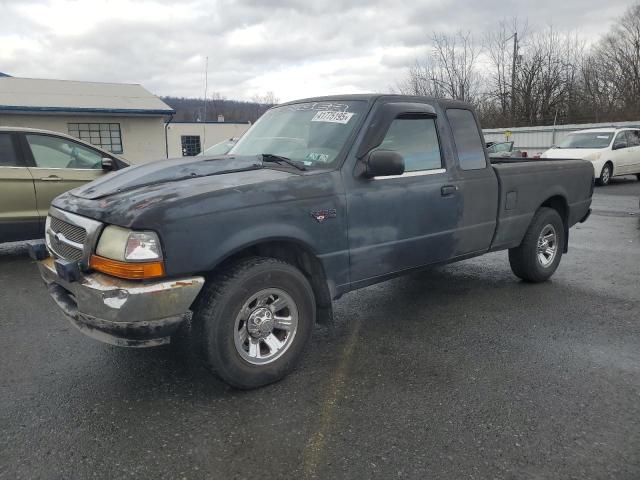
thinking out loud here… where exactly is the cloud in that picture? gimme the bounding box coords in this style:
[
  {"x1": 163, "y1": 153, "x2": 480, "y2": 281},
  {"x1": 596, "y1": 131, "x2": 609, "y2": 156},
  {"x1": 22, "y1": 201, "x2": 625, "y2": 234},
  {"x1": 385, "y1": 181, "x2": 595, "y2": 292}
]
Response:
[{"x1": 0, "y1": 0, "x2": 632, "y2": 101}]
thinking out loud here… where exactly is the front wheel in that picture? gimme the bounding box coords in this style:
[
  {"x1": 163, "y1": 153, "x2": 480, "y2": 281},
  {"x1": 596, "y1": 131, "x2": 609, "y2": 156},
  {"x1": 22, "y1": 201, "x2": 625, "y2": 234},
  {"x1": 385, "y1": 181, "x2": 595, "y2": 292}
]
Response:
[
  {"x1": 508, "y1": 207, "x2": 565, "y2": 283},
  {"x1": 192, "y1": 256, "x2": 315, "y2": 389},
  {"x1": 596, "y1": 163, "x2": 612, "y2": 186}
]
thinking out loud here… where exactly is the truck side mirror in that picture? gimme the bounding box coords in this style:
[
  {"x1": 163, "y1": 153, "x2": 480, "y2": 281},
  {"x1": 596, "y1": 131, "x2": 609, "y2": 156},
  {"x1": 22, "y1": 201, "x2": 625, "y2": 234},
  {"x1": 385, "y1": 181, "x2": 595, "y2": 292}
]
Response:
[
  {"x1": 101, "y1": 157, "x2": 115, "y2": 171},
  {"x1": 364, "y1": 150, "x2": 405, "y2": 177},
  {"x1": 612, "y1": 141, "x2": 626, "y2": 150}
]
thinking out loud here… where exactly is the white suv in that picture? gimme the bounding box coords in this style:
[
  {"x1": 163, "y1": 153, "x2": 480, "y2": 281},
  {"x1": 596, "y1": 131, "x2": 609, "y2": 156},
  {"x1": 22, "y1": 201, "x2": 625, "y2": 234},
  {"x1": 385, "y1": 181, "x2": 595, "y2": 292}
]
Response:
[{"x1": 541, "y1": 128, "x2": 640, "y2": 185}]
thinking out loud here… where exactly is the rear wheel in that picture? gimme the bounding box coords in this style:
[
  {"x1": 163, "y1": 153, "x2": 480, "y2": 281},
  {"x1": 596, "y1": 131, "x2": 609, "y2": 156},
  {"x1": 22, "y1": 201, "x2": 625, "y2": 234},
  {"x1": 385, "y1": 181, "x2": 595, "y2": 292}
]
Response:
[
  {"x1": 596, "y1": 163, "x2": 612, "y2": 186},
  {"x1": 508, "y1": 207, "x2": 565, "y2": 283},
  {"x1": 192, "y1": 256, "x2": 315, "y2": 389}
]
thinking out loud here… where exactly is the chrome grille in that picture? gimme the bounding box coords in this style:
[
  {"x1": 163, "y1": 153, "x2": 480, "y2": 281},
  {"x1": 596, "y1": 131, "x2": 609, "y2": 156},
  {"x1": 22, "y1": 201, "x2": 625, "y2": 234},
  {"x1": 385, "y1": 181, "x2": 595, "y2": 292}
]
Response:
[
  {"x1": 45, "y1": 208, "x2": 103, "y2": 269},
  {"x1": 50, "y1": 216, "x2": 87, "y2": 244},
  {"x1": 50, "y1": 238, "x2": 83, "y2": 261},
  {"x1": 47, "y1": 217, "x2": 86, "y2": 261}
]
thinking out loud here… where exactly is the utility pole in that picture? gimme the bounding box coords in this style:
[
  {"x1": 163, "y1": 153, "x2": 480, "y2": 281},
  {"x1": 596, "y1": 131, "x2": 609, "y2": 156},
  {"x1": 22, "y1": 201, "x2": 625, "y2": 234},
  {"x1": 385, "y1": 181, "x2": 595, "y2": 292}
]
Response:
[
  {"x1": 510, "y1": 31, "x2": 518, "y2": 125},
  {"x1": 203, "y1": 56, "x2": 208, "y2": 151}
]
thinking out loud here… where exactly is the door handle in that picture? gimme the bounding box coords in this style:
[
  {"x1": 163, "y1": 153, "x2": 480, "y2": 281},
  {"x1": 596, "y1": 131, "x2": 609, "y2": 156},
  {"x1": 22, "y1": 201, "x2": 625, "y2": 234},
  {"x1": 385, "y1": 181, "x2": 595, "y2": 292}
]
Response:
[
  {"x1": 40, "y1": 175, "x2": 62, "y2": 181},
  {"x1": 441, "y1": 185, "x2": 458, "y2": 196}
]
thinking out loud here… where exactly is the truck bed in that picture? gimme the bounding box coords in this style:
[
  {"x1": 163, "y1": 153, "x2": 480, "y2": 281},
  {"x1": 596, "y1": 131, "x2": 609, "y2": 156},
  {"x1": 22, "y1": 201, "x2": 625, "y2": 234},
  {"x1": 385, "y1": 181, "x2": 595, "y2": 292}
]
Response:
[{"x1": 490, "y1": 159, "x2": 594, "y2": 251}]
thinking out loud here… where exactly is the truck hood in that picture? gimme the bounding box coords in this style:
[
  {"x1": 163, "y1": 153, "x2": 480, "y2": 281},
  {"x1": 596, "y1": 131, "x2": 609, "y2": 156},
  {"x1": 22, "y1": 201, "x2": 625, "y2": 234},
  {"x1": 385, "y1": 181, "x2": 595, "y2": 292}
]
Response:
[
  {"x1": 542, "y1": 148, "x2": 602, "y2": 161},
  {"x1": 71, "y1": 155, "x2": 263, "y2": 200},
  {"x1": 53, "y1": 154, "x2": 302, "y2": 228}
]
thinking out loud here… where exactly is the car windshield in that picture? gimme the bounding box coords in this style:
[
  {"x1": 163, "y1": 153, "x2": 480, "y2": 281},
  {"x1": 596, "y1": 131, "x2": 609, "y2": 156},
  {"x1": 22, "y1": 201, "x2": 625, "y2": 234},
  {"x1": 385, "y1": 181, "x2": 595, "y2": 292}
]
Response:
[
  {"x1": 487, "y1": 142, "x2": 513, "y2": 154},
  {"x1": 198, "y1": 138, "x2": 237, "y2": 156},
  {"x1": 229, "y1": 100, "x2": 367, "y2": 168},
  {"x1": 557, "y1": 132, "x2": 614, "y2": 149}
]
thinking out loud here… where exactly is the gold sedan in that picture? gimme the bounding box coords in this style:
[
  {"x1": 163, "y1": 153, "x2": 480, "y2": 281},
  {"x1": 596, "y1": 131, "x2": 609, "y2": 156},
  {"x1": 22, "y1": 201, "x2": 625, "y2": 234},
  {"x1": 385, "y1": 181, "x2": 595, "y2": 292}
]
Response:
[{"x1": 0, "y1": 127, "x2": 128, "y2": 242}]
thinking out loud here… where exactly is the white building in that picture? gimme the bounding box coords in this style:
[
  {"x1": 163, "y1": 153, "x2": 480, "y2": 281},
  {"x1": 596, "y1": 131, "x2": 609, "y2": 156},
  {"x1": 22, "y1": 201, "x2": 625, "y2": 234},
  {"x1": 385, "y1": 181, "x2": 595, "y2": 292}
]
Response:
[
  {"x1": 0, "y1": 76, "x2": 174, "y2": 163},
  {"x1": 165, "y1": 121, "x2": 250, "y2": 157},
  {"x1": 0, "y1": 76, "x2": 252, "y2": 163}
]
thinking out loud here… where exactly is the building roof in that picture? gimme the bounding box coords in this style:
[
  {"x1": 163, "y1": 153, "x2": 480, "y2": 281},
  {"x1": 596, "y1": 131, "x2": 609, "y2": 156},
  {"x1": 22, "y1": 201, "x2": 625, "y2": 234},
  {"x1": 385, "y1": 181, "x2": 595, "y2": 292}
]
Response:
[{"x1": 0, "y1": 77, "x2": 175, "y2": 115}]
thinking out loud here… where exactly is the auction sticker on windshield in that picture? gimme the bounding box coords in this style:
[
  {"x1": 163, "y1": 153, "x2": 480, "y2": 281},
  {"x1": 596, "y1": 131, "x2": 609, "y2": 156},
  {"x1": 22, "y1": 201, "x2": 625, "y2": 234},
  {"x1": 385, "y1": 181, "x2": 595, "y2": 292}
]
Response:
[{"x1": 311, "y1": 111, "x2": 354, "y2": 124}]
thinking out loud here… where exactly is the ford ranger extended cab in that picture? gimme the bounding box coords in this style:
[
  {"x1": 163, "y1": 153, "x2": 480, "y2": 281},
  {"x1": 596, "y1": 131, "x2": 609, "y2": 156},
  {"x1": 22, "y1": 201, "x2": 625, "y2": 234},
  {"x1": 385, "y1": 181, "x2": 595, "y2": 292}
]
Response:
[{"x1": 30, "y1": 95, "x2": 594, "y2": 389}]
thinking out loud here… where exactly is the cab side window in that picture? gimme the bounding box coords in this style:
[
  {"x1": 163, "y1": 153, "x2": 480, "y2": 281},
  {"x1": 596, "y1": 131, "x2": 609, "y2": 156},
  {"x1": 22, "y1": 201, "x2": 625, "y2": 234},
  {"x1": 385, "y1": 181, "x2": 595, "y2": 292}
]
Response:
[
  {"x1": 26, "y1": 135, "x2": 103, "y2": 169},
  {"x1": 447, "y1": 108, "x2": 487, "y2": 170},
  {"x1": 374, "y1": 116, "x2": 443, "y2": 172},
  {"x1": 0, "y1": 134, "x2": 19, "y2": 167}
]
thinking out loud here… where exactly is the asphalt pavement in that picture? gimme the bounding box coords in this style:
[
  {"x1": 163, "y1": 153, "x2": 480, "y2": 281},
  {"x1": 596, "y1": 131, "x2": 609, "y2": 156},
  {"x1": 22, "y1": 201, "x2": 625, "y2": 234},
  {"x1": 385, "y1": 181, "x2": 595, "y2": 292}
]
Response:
[{"x1": 1, "y1": 177, "x2": 639, "y2": 480}]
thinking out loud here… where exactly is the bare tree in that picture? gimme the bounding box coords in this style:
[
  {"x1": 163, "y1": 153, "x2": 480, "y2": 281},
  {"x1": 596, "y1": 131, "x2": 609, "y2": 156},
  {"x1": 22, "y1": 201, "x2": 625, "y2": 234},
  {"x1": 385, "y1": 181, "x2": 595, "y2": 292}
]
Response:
[
  {"x1": 250, "y1": 91, "x2": 280, "y2": 117},
  {"x1": 483, "y1": 18, "x2": 527, "y2": 121},
  {"x1": 395, "y1": 3, "x2": 640, "y2": 128},
  {"x1": 587, "y1": 2, "x2": 640, "y2": 120},
  {"x1": 397, "y1": 31, "x2": 482, "y2": 103}
]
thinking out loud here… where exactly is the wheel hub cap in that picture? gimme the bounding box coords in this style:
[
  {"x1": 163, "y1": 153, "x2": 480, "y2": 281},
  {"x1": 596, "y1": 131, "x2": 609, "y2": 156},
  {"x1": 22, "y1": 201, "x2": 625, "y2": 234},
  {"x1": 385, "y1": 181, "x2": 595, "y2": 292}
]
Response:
[
  {"x1": 247, "y1": 307, "x2": 274, "y2": 339},
  {"x1": 537, "y1": 224, "x2": 558, "y2": 267},
  {"x1": 233, "y1": 288, "x2": 299, "y2": 365}
]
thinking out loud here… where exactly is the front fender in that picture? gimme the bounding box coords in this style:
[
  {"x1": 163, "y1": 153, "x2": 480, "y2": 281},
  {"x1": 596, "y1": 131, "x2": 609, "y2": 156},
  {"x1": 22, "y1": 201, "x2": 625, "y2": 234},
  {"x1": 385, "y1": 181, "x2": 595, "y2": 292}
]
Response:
[
  {"x1": 204, "y1": 225, "x2": 321, "y2": 272},
  {"x1": 590, "y1": 158, "x2": 606, "y2": 177}
]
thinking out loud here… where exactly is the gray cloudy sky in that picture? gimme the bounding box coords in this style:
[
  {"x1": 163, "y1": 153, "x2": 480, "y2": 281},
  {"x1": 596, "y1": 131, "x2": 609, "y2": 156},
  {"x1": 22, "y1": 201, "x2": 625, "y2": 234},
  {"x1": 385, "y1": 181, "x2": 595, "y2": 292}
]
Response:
[{"x1": 0, "y1": 0, "x2": 633, "y2": 101}]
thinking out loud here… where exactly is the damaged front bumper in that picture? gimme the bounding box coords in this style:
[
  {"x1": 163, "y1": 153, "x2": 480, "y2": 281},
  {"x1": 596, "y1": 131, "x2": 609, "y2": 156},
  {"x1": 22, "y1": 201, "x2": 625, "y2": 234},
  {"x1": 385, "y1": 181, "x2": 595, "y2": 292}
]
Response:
[{"x1": 36, "y1": 255, "x2": 204, "y2": 347}]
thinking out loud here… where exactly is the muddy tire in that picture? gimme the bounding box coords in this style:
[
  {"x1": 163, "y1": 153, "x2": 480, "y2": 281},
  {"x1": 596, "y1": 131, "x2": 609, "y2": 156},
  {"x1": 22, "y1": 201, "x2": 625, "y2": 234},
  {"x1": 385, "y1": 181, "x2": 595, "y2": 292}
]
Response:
[
  {"x1": 508, "y1": 207, "x2": 565, "y2": 283},
  {"x1": 191, "y1": 256, "x2": 315, "y2": 389}
]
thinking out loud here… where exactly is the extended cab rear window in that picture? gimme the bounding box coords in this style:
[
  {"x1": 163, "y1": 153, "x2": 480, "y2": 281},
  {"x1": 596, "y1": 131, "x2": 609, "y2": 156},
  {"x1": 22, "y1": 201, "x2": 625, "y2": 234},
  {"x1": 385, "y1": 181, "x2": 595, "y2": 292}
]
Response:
[{"x1": 447, "y1": 109, "x2": 487, "y2": 170}]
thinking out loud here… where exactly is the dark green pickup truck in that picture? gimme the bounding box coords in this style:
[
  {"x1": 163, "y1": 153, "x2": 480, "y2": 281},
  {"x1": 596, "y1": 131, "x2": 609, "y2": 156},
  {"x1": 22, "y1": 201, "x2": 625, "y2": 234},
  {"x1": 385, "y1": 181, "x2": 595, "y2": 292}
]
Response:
[{"x1": 31, "y1": 94, "x2": 593, "y2": 389}]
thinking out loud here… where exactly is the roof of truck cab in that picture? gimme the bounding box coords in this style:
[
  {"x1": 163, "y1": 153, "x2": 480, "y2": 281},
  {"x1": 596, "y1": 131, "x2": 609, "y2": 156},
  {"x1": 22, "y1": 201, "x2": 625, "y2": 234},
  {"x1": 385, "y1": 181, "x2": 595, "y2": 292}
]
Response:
[{"x1": 278, "y1": 94, "x2": 473, "y2": 110}]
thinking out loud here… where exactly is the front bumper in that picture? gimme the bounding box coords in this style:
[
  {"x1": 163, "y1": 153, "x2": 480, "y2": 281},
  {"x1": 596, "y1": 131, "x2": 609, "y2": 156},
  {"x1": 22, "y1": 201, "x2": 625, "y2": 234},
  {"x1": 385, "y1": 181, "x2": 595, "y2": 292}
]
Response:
[{"x1": 37, "y1": 256, "x2": 204, "y2": 347}]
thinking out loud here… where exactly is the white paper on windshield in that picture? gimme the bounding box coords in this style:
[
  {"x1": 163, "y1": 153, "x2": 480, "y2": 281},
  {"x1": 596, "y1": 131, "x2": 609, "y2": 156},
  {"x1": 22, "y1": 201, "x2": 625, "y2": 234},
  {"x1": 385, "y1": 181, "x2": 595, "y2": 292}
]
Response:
[{"x1": 311, "y1": 111, "x2": 354, "y2": 124}]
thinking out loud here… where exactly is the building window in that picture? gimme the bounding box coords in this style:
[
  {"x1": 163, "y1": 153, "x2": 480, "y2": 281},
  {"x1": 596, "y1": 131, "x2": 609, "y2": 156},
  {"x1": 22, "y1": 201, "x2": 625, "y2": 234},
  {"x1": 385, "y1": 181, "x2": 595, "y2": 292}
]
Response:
[
  {"x1": 181, "y1": 135, "x2": 201, "y2": 156},
  {"x1": 68, "y1": 123, "x2": 123, "y2": 154}
]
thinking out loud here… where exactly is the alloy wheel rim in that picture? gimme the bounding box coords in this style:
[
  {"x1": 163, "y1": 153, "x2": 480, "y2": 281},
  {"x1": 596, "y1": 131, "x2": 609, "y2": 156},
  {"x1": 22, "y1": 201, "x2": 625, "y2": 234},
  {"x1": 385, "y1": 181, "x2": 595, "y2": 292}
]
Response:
[
  {"x1": 234, "y1": 288, "x2": 299, "y2": 365},
  {"x1": 537, "y1": 224, "x2": 558, "y2": 267},
  {"x1": 602, "y1": 166, "x2": 610, "y2": 184}
]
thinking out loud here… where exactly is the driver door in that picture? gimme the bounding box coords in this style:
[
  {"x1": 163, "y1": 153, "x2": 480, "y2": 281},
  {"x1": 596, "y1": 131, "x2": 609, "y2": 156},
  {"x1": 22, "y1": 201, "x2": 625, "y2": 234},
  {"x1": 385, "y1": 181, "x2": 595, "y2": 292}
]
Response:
[
  {"x1": 623, "y1": 129, "x2": 640, "y2": 174},
  {"x1": 611, "y1": 131, "x2": 631, "y2": 175},
  {"x1": 21, "y1": 133, "x2": 105, "y2": 220}
]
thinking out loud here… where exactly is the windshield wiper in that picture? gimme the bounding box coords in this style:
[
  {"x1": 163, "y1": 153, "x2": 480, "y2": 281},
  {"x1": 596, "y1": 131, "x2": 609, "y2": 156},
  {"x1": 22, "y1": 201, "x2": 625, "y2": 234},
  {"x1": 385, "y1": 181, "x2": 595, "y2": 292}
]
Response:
[{"x1": 261, "y1": 153, "x2": 307, "y2": 171}]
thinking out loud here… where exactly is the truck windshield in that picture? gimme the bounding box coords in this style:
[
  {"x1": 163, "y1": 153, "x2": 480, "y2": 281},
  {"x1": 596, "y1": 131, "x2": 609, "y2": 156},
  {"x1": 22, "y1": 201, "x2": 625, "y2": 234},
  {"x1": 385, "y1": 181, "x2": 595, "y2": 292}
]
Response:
[
  {"x1": 556, "y1": 132, "x2": 613, "y2": 149},
  {"x1": 229, "y1": 101, "x2": 366, "y2": 168}
]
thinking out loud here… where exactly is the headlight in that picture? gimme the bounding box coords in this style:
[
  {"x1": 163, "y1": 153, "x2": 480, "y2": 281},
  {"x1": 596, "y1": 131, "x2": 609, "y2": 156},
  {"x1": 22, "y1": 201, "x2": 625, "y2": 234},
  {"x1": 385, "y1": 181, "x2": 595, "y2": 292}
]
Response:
[
  {"x1": 96, "y1": 226, "x2": 162, "y2": 261},
  {"x1": 92, "y1": 226, "x2": 164, "y2": 279}
]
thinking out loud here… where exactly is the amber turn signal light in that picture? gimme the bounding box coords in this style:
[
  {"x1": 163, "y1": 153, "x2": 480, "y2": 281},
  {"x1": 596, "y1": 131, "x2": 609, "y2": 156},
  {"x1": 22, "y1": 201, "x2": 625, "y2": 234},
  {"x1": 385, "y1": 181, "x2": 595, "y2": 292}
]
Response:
[{"x1": 90, "y1": 254, "x2": 165, "y2": 280}]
